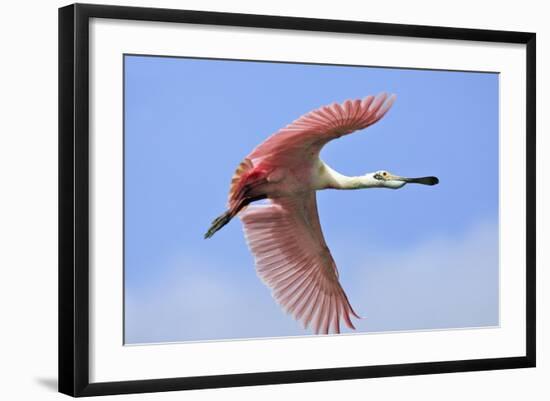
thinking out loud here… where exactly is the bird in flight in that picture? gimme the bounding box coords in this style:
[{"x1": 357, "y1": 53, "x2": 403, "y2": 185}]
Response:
[{"x1": 205, "y1": 93, "x2": 439, "y2": 335}]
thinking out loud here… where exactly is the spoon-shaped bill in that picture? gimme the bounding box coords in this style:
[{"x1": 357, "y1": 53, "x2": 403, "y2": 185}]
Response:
[{"x1": 397, "y1": 176, "x2": 439, "y2": 185}]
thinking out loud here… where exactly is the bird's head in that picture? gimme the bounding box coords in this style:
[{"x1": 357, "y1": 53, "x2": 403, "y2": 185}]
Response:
[{"x1": 368, "y1": 170, "x2": 439, "y2": 189}]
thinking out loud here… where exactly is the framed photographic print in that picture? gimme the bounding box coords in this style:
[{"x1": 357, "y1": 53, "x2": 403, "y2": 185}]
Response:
[{"x1": 58, "y1": 3, "x2": 536, "y2": 397}]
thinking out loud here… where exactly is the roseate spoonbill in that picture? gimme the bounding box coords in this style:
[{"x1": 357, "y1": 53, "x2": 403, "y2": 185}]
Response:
[{"x1": 205, "y1": 93, "x2": 439, "y2": 335}]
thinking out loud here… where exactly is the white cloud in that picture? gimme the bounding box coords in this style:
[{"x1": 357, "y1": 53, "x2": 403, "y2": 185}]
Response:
[
  {"x1": 342, "y1": 219, "x2": 499, "y2": 332},
  {"x1": 125, "y1": 220, "x2": 499, "y2": 344},
  {"x1": 125, "y1": 255, "x2": 303, "y2": 344}
]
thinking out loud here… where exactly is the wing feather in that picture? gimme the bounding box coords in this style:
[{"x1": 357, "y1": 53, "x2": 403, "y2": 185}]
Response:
[
  {"x1": 247, "y1": 93, "x2": 396, "y2": 167},
  {"x1": 240, "y1": 193, "x2": 359, "y2": 334},
  {"x1": 226, "y1": 94, "x2": 396, "y2": 213}
]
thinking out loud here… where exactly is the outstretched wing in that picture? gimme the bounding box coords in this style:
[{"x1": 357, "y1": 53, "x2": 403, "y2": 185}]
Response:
[
  {"x1": 247, "y1": 93, "x2": 396, "y2": 167},
  {"x1": 240, "y1": 192, "x2": 359, "y2": 334},
  {"x1": 227, "y1": 93, "x2": 396, "y2": 210}
]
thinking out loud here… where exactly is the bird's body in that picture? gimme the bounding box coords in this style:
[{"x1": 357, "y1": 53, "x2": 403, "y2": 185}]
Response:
[{"x1": 205, "y1": 93, "x2": 438, "y2": 335}]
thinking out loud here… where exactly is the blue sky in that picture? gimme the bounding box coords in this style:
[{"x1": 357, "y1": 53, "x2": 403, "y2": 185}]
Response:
[{"x1": 124, "y1": 55, "x2": 499, "y2": 344}]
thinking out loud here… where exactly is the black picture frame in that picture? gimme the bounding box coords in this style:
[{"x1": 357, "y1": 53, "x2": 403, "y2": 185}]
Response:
[{"x1": 59, "y1": 3, "x2": 536, "y2": 397}]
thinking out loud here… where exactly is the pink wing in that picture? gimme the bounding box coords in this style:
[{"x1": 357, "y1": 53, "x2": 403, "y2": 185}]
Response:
[
  {"x1": 240, "y1": 193, "x2": 359, "y2": 334},
  {"x1": 247, "y1": 93, "x2": 396, "y2": 167},
  {"x1": 228, "y1": 93, "x2": 396, "y2": 209}
]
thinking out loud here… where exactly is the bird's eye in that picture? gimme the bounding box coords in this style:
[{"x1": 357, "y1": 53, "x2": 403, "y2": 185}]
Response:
[{"x1": 383, "y1": 172, "x2": 387, "y2": 176}]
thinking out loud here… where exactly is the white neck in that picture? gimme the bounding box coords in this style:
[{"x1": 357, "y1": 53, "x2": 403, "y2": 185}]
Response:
[{"x1": 315, "y1": 161, "x2": 379, "y2": 190}]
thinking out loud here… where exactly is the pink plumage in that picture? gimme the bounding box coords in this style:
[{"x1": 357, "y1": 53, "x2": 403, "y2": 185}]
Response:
[
  {"x1": 241, "y1": 195, "x2": 359, "y2": 334},
  {"x1": 206, "y1": 93, "x2": 397, "y2": 334}
]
